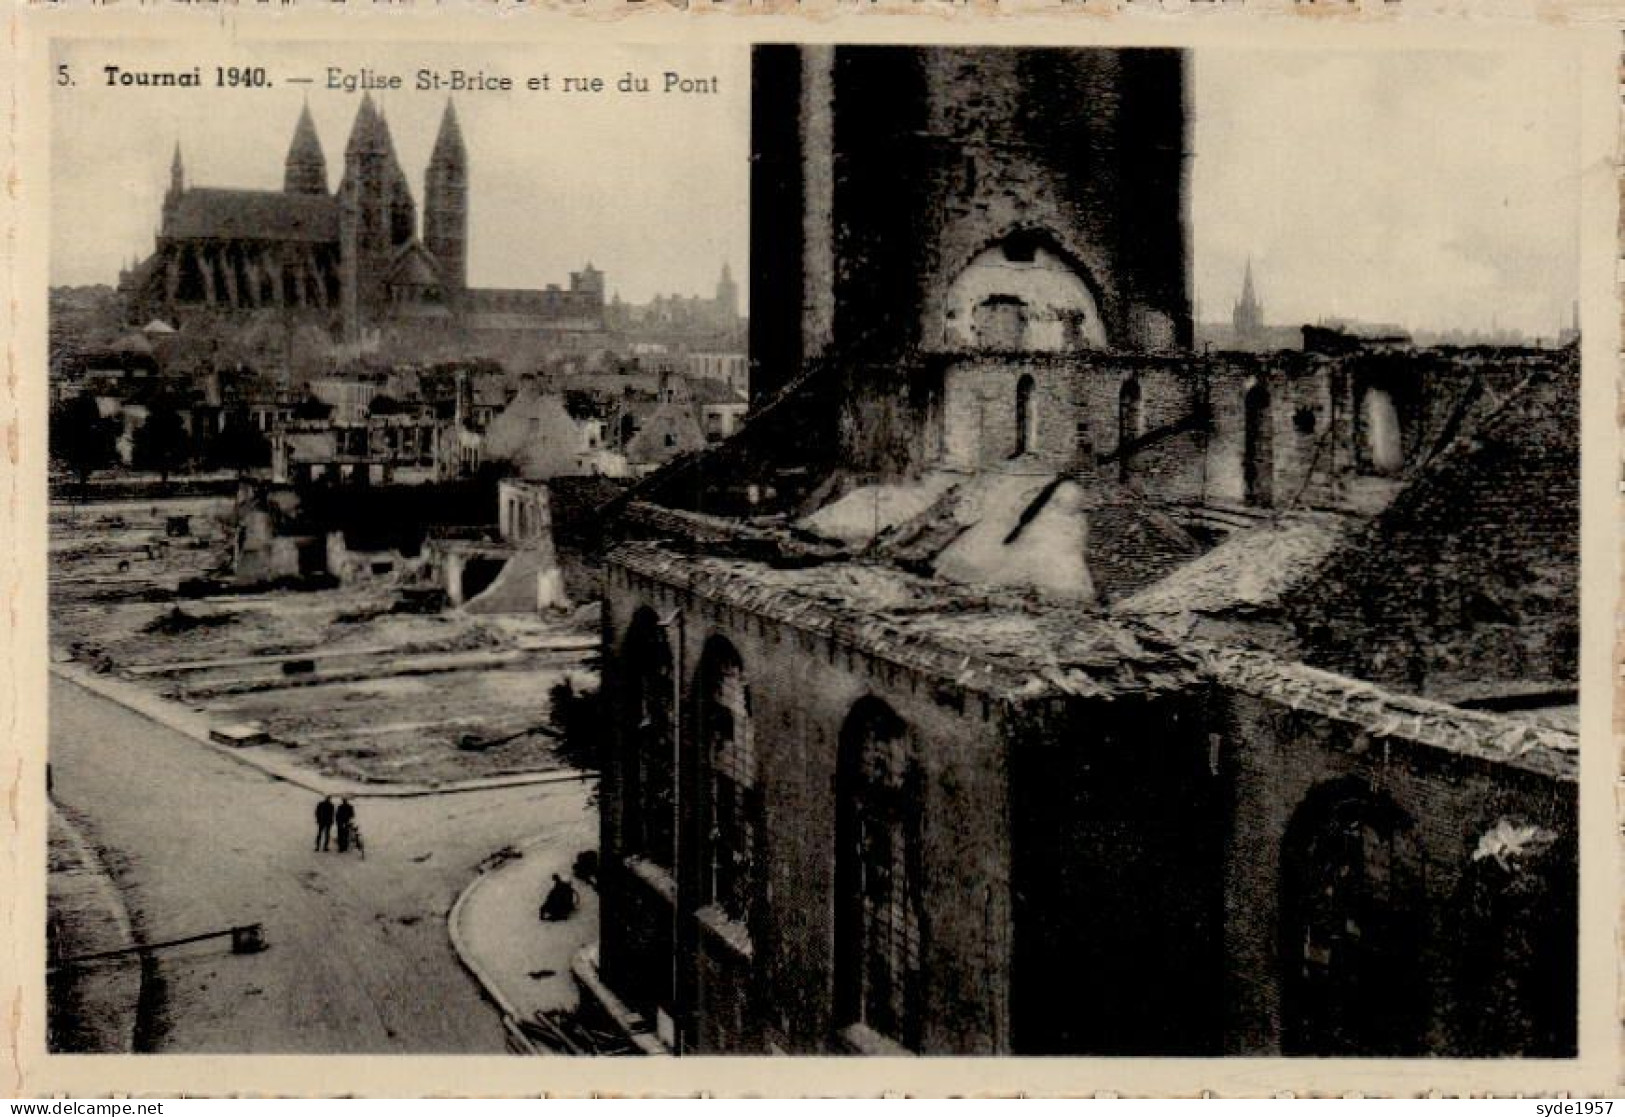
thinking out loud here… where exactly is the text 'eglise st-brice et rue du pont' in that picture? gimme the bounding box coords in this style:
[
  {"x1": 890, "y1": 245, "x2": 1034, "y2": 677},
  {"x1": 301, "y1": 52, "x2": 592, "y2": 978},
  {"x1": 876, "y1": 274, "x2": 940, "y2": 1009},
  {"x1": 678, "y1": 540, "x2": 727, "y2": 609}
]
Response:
[{"x1": 72, "y1": 64, "x2": 723, "y2": 95}]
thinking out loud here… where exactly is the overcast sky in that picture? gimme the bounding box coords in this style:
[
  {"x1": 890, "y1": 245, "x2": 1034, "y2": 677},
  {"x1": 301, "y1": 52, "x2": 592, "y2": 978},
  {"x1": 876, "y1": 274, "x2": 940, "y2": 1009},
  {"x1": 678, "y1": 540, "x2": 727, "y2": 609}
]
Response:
[
  {"x1": 1190, "y1": 48, "x2": 1579, "y2": 337},
  {"x1": 51, "y1": 43, "x2": 1579, "y2": 335}
]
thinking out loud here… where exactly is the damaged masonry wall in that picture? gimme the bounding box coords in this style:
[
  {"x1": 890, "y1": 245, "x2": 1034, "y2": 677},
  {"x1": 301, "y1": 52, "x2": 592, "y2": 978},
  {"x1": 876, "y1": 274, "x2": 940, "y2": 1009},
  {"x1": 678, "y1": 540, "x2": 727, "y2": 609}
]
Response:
[{"x1": 597, "y1": 541, "x2": 1576, "y2": 1056}]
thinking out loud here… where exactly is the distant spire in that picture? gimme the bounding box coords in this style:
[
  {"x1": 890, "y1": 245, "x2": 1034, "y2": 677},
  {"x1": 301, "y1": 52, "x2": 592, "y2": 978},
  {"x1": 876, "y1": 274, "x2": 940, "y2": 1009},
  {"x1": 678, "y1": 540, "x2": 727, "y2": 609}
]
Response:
[
  {"x1": 1232, "y1": 258, "x2": 1263, "y2": 341},
  {"x1": 170, "y1": 142, "x2": 184, "y2": 192}
]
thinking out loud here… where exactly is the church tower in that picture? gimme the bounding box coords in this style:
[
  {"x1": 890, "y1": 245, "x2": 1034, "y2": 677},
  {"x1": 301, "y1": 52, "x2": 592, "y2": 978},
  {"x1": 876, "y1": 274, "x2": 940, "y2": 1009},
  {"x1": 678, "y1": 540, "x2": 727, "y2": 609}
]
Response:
[
  {"x1": 379, "y1": 106, "x2": 417, "y2": 249},
  {"x1": 284, "y1": 103, "x2": 328, "y2": 196},
  {"x1": 338, "y1": 94, "x2": 403, "y2": 341},
  {"x1": 1232, "y1": 259, "x2": 1264, "y2": 347},
  {"x1": 715, "y1": 262, "x2": 739, "y2": 322},
  {"x1": 424, "y1": 100, "x2": 468, "y2": 294}
]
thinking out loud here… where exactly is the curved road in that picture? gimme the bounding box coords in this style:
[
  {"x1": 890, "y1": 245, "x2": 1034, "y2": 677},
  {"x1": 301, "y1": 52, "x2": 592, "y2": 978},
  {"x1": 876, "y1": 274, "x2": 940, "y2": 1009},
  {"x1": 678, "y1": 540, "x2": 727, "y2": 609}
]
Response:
[{"x1": 50, "y1": 675, "x2": 594, "y2": 1054}]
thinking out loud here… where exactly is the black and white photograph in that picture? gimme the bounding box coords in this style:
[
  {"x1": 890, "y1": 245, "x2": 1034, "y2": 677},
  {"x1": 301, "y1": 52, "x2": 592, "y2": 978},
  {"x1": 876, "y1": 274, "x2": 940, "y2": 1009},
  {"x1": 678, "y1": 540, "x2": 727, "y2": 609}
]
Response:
[{"x1": 32, "y1": 25, "x2": 1595, "y2": 1078}]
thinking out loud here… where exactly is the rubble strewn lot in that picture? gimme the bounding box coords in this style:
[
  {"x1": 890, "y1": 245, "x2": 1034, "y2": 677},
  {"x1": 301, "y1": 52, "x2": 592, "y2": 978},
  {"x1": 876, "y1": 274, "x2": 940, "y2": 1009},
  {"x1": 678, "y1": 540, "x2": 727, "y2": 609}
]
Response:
[{"x1": 51, "y1": 495, "x2": 597, "y2": 786}]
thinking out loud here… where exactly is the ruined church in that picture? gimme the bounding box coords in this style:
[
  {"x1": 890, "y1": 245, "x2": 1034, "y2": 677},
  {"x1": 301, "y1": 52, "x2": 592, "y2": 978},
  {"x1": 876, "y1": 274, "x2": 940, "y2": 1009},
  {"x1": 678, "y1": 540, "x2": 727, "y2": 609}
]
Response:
[
  {"x1": 119, "y1": 96, "x2": 606, "y2": 349},
  {"x1": 590, "y1": 46, "x2": 1578, "y2": 1058}
]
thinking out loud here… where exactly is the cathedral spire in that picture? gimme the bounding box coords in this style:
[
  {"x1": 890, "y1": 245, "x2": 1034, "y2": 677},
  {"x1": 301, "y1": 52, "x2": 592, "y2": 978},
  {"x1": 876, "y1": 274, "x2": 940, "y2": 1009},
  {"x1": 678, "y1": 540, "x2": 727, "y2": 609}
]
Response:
[
  {"x1": 424, "y1": 98, "x2": 468, "y2": 293},
  {"x1": 344, "y1": 93, "x2": 387, "y2": 157},
  {"x1": 430, "y1": 99, "x2": 466, "y2": 167},
  {"x1": 284, "y1": 102, "x2": 328, "y2": 195},
  {"x1": 162, "y1": 142, "x2": 185, "y2": 229}
]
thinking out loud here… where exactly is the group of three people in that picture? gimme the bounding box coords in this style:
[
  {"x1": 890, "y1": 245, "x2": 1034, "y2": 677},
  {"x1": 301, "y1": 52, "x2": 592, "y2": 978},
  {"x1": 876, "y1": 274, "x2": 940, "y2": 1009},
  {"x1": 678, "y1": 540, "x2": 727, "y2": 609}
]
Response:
[{"x1": 314, "y1": 795, "x2": 360, "y2": 853}]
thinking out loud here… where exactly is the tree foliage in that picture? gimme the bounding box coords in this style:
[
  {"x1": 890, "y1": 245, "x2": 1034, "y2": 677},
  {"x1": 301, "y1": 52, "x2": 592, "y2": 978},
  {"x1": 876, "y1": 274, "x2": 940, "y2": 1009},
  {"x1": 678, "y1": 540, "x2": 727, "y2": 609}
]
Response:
[
  {"x1": 548, "y1": 676, "x2": 603, "y2": 774},
  {"x1": 292, "y1": 391, "x2": 334, "y2": 421},
  {"x1": 49, "y1": 393, "x2": 119, "y2": 485},
  {"x1": 209, "y1": 416, "x2": 271, "y2": 475},
  {"x1": 132, "y1": 397, "x2": 190, "y2": 482}
]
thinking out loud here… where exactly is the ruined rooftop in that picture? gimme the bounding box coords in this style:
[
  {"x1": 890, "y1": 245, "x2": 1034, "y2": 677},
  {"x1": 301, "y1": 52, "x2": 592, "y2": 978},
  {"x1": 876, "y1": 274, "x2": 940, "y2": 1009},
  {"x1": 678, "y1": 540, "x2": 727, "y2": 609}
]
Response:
[
  {"x1": 612, "y1": 536, "x2": 1577, "y2": 776},
  {"x1": 612, "y1": 540, "x2": 1196, "y2": 701}
]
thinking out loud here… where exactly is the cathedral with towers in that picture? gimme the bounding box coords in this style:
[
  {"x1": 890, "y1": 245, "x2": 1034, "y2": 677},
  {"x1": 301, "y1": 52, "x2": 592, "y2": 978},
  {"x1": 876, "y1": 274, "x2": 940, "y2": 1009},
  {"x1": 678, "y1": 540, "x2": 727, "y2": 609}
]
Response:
[{"x1": 120, "y1": 94, "x2": 608, "y2": 351}]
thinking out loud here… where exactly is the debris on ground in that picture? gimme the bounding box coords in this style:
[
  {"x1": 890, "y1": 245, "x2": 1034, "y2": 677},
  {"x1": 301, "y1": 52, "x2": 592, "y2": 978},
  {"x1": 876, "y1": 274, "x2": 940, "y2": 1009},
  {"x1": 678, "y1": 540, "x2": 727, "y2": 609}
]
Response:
[
  {"x1": 518, "y1": 1008, "x2": 635, "y2": 1056},
  {"x1": 53, "y1": 495, "x2": 600, "y2": 786},
  {"x1": 479, "y1": 846, "x2": 522, "y2": 873},
  {"x1": 141, "y1": 607, "x2": 236, "y2": 635}
]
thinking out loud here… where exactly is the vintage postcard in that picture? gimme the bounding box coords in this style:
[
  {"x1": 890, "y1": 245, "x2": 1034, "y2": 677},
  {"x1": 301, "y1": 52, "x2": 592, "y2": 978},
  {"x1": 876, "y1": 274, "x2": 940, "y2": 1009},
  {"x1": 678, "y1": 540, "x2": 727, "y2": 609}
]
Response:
[{"x1": 3, "y1": 6, "x2": 1620, "y2": 1098}]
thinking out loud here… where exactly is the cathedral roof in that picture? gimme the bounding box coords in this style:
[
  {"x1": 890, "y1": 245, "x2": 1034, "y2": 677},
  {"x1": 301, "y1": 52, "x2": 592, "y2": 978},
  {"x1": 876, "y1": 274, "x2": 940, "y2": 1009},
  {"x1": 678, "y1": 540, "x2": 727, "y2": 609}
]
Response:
[
  {"x1": 384, "y1": 240, "x2": 446, "y2": 287},
  {"x1": 163, "y1": 188, "x2": 339, "y2": 243}
]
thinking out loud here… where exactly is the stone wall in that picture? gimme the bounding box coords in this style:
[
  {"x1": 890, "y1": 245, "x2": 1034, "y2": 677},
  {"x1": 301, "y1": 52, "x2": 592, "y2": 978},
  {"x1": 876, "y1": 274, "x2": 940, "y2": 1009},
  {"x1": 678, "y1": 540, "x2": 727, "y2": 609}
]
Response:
[
  {"x1": 596, "y1": 546, "x2": 1578, "y2": 1057},
  {"x1": 1213, "y1": 681, "x2": 1576, "y2": 1056},
  {"x1": 600, "y1": 558, "x2": 1017, "y2": 1054},
  {"x1": 747, "y1": 46, "x2": 1191, "y2": 477}
]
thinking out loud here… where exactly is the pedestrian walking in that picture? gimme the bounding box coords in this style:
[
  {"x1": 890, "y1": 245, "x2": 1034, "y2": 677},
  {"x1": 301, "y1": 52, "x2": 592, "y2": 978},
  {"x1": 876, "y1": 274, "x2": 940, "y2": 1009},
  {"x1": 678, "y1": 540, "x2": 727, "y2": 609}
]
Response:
[
  {"x1": 314, "y1": 795, "x2": 335, "y2": 851},
  {"x1": 335, "y1": 797, "x2": 355, "y2": 853}
]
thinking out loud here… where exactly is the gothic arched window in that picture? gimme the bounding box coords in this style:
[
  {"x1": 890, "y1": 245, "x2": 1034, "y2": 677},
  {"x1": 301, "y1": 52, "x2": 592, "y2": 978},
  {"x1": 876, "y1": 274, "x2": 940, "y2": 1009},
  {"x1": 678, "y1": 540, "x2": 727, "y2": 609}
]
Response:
[
  {"x1": 1118, "y1": 376, "x2": 1143, "y2": 480},
  {"x1": 835, "y1": 698, "x2": 925, "y2": 1050},
  {"x1": 622, "y1": 609, "x2": 675, "y2": 870},
  {"x1": 1356, "y1": 384, "x2": 1405, "y2": 477},
  {"x1": 699, "y1": 638, "x2": 760, "y2": 925},
  {"x1": 1014, "y1": 374, "x2": 1038, "y2": 458},
  {"x1": 1280, "y1": 781, "x2": 1426, "y2": 1055}
]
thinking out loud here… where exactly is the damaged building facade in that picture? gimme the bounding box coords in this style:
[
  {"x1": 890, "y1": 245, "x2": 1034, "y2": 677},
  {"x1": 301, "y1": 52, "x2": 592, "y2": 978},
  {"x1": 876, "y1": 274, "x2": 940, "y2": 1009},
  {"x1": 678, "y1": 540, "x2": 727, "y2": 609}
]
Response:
[{"x1": 590, "y1": 46, "x2": 1579, "y2": 1057}]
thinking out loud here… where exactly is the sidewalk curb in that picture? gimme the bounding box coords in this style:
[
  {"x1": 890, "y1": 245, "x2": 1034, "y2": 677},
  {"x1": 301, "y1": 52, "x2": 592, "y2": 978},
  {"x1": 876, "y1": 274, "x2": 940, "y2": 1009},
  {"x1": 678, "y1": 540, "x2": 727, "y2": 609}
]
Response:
[
  {"x1": 51, "y1": 661, "x2": 593, "y2": 800},
  {"x1": 447, "y1": 853, "x2": 540, "y2": 1054},
  {"x1": 48, "y1": 802, "x2": 142, "y2": 1054}
]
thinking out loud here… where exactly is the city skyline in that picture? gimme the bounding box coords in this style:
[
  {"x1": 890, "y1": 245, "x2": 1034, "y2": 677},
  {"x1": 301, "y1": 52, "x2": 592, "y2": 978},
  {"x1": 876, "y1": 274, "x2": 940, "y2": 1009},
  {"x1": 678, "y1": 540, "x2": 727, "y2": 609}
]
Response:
[
  {"x1": 52, "y1": 44, "x2": 1579, "y2": 338},
  {"x1": 1190, "y1": 48, "x2": 1579, "y2": 340},
  {"x1": 51, "y1": 40, "x2": 751, "y2": 310}
]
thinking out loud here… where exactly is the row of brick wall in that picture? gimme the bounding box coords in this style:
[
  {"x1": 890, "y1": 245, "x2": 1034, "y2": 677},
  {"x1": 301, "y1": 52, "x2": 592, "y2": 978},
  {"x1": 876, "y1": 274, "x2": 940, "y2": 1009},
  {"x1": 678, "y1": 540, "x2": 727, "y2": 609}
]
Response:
[{"x1": 596, "y1": 547, "x2": 1577, "y2": 1055}]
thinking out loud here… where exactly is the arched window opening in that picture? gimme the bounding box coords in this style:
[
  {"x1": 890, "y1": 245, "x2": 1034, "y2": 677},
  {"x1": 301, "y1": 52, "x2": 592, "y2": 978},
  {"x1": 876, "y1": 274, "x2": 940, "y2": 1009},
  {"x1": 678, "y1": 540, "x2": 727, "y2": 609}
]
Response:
[
  {"x1": 1243, "y1": 383, "x2": 1274, "y2": 508},
  {"x1": 1014, "y1": 374, "x2": 1038, "y2": 458},
  {"x1": 941, "y1": 233, "x2": 1107, "y2": 352},
  {"x1": 1280, "y1": 783, "x2": 1426, "y2": 1056},
  {"x1": 699, "y1": 639, "x2": 759, "y2": 926},
  {"x1": 1453, "y1": 820, "x2": 1575, "y2": 1056},
  {"x1": 622, "y1": 609, "x2": 676, "y2": 871},
  {"x1": 835, "y1": 699, "x2": 925, "y2": 1050},
  {"x1": 1118, "y1": 377, "x2": 1144, "y2": 480},
  {"x1": 1357, "y1": 385, "x2": 1405, "y2": 477}
]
